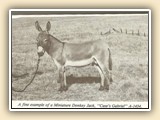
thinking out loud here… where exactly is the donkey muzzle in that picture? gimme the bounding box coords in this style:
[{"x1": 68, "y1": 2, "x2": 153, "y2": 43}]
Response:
[{"x1": 37, "y1": 46, "x2": 45, "y2": 57}]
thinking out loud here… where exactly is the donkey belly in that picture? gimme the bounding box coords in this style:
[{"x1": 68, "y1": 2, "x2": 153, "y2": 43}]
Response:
[{"x1": 65, "y1": 58, "x2": 94, "y2": 67}]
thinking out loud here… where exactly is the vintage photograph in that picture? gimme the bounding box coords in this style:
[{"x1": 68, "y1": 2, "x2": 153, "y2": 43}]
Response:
[{"x1": 9, "y1": 9, "x2": 151, "y2": 111}]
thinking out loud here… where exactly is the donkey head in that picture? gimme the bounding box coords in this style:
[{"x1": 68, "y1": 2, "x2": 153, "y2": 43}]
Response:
[{"x1": 35, "y1": 21, "x2": 51, "y2": 57}]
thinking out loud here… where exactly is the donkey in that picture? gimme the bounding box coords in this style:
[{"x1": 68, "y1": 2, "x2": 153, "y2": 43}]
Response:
[{"x1": 35, "y1": 21, "x2": 112, "y2": 92}]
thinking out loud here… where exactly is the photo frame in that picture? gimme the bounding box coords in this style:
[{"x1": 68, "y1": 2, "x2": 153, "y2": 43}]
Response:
[{"x1": 9, "y1": 9, "x2": 151, "y2": 111}]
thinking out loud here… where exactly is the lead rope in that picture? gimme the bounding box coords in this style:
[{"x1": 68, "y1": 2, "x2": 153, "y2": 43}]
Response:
[{"x1": 12, "y1": 57, "x2": 41, "y2": 92}]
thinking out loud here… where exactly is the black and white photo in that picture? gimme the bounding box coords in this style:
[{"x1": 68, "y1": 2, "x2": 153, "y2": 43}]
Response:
[{"x1": 9, "y1": 9, "x2": 151, "y2": 111}]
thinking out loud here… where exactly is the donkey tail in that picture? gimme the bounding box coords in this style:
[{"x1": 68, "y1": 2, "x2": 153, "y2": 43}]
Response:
[{"x1": 108, "y1": 48, "x2": 112, "y2": 70}]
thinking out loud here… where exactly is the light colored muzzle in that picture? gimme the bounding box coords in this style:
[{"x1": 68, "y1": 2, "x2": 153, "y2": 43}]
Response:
[{"x1": 37, "y1": 46, "x2": 45, "y2": 57}]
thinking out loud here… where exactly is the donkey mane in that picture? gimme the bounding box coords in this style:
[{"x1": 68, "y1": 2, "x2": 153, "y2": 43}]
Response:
[
  {"x1": 49, "y1": 33, "x2": 101, "y2": 45},
  {"x1": 49, "y1": 34, "x2": 64, "y2": 43}
]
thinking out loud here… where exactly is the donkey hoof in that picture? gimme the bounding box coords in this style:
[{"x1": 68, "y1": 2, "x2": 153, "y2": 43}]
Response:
[
  {"x1": 58, "y1": 87, "x2": 63, "y2": 92},
  {"x1": 110, "y1": 78, "x2": 113, "y2": 83},
  {"x1": 63, "y1": 86, "x2": 68, "y2": 91},
  {"x1": 57, "y1": 80, "x2": 60, "y2": 83},
  {"x1": 105, "y1": 85, "x2": 109, "y2": 91},
  {"x1": 99, "y1": 86, "x2": 105, "y2": 91}
]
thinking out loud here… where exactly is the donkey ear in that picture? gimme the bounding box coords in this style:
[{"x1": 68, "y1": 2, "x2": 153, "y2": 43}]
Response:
[
  {"x1": 46, "y1": 21, "x2": 51, "y2": 32},
  {"x1": 35, "y1": 21, "x2": 42, "y2": 32}
]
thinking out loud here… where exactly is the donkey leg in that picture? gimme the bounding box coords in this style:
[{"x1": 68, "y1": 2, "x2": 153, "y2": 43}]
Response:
[
  {"x1": 100, "y1": 65, "x2": 110, "y2": 91},
  {"x1": 63, "y1": 66, "x2": 68, "y2": 91},
  {"x1": 94, "y1": 65, "x2": 105, "y2": 91},
  {"x1": 58, "y1": 67, "x2": 65, "y2": 92},
  {"x1": 98, "y1": 51, "x2": 111, "y2": 90},
  {"x1": 58, "y1": 74, "x2": 63, "y2": 92},
  {"x1": 57, "y1": 69, "x2": 61, "y2": 83},
  {"x1": 54, "y1": 60, "x2": 61, "y2": 83},
  {"x1": 95, "y1": 59, "x2": 110, "y2": 91},
  {"x1": 100, "y1": 67, "x2": 110, "y2": 91},
  {"x1": 104, "y1": 72, "x2": 110, "y2": 90}
]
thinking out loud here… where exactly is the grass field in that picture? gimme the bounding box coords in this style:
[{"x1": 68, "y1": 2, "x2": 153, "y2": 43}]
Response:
[{"x1": 11, "y1": 15, "x2": 148, "y2": 101}]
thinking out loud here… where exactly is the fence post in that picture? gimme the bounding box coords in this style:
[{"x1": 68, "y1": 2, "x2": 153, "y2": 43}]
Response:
[
  {"x1": 120, "y1": 28, "x2": 122, "y2": 33},
  {"x1": 138, "y1": 30, "x2": 140, "y2": 36},
  {"x1": 132, "y1": 30, "x2": 134, "y2": 35},
  {"x1": 126, "y1": 29, "x2": 127, "y2": 34}
]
